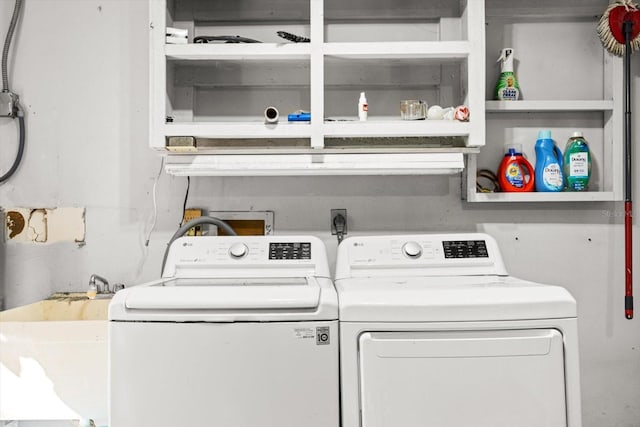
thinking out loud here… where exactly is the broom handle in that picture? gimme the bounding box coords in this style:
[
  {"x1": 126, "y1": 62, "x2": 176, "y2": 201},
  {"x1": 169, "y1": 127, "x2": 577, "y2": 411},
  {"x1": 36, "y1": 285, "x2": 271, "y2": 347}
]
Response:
[{"x1": 623, "y1": 20, "x2": 633, "y2": 320}]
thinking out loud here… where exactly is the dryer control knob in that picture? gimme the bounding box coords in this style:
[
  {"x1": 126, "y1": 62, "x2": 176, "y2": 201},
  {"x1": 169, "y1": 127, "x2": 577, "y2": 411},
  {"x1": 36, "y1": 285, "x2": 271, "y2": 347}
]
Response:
[
  {"x1": 402, "y1": 241, "x2": 422, "y2": 259},
  {"x1": 229, "y1": 243, "x2": 249, "y2": 259}
]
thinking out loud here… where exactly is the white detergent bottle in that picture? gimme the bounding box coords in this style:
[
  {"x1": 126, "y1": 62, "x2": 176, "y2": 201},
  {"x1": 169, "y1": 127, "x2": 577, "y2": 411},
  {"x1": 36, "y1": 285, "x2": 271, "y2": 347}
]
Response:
[
  {"x1": 358, "y1": 92, "x2": 368, "y2": 121},
  {"x1": 495, "y1": 48, "x2": 520, "y2": 101}
]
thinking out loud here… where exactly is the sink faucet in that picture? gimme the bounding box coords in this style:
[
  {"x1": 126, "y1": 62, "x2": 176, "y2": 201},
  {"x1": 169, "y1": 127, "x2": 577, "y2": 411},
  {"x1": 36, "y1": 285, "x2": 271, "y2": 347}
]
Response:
[{"x1": 89, "y1": 274, "x2": 111, "y2": 294}]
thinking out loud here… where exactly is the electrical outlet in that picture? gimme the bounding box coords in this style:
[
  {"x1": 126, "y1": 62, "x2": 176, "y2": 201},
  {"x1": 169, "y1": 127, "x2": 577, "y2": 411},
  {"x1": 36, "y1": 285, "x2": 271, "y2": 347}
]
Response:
[
  {"x1": 183, "y1": 208, "x2": 203, "y2": 236},
  {"x1": 331, "y1": 209, "x2": 347, "y2": 236}
]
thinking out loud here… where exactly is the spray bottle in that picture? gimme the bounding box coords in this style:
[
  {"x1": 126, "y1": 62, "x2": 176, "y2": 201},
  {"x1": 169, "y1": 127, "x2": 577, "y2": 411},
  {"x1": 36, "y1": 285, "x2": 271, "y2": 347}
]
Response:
[{"x1": 494, "y1": 48, "x2": 520, "y2": 101}]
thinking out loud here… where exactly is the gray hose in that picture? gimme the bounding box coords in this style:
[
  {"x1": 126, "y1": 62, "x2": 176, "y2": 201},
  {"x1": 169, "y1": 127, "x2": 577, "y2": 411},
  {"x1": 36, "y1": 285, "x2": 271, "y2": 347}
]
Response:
[
  {"x1": 2, "y1": 0, "x2": 23, "y2": 92},
  {"x1": 161, "y1": 216, "x2": 238, "y2": 274}
]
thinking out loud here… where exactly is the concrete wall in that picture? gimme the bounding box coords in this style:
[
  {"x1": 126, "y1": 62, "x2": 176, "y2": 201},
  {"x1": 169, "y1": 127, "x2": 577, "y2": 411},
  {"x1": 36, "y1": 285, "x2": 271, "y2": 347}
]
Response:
[{"x1": 0, "y1": 1, "x2": 638, "y2": 426}]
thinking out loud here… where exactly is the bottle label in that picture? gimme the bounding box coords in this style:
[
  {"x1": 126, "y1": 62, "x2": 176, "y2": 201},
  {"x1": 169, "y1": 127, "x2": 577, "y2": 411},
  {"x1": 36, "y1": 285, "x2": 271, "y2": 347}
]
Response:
[
  {"x1": 569, "y1": 153, "x2": 588, "y2": 177},
  {"x1": 495, "y1": 72, "x2": 520, "y2": 101},
  {"x1": 505, "y1": 161, "x2": 524, "y2": 187},
  {"x1": 543, "y1": 164, "x2": 563, "y2": 188}
]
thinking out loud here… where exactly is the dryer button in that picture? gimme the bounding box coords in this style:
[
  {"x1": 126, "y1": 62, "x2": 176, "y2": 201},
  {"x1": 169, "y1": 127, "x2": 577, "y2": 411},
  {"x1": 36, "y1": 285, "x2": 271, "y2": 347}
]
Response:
[
  {"x1": 402, "y1": 241, "x2": 422, "y2": 259},
  {"x1": 229, "y1": 243, "x2": 249, "y2": 259}
]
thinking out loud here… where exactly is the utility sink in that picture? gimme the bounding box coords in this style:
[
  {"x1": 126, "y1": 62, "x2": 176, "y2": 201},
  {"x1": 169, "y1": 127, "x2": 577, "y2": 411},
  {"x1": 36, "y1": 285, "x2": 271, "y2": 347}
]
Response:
[
  {"x1": 0, "y1": 293, "x2": 109, "y2": 425},
  {"x1": 0, "y1": 293, "x2": 111, "y2": 322}
]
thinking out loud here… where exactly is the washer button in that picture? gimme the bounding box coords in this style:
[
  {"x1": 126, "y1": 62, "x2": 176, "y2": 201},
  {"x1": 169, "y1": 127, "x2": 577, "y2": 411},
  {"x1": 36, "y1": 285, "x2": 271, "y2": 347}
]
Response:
[
  {"x1": 229, "y1": 243, "x2": 249, "y2": 259},
  {"x1": 402, "y1": 241, "x2": 422, "y2": 259}
]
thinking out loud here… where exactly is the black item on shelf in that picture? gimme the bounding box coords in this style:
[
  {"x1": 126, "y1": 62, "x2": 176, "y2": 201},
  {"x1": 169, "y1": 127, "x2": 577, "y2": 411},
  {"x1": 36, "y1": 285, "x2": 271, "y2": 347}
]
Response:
[
  {"x1": 194, "y1": 35, "x2": 261, "y2": 43},
  {"x1": 277, "y1": 31, "x2": 310, "y2": 43}
]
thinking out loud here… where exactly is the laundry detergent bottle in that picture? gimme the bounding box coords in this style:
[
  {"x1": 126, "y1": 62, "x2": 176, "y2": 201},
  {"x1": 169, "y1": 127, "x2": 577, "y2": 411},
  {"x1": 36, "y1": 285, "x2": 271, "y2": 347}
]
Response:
[
  {"x1": 494, "y1": 48, "x2": 520, "y2": 101},
  {"x1": 497, "y1": 144, "x2": 535, "y2": 192},
  {"x1": 534, "y1": 130, "x2": 564, "y2": 192},
  {"x1": 563, "y1": 131, "x2": 591, "y2": 191}
]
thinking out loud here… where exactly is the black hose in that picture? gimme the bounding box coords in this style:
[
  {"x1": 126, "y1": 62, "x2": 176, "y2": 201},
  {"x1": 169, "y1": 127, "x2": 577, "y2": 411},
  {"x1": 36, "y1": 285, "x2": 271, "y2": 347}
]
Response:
[
  {"x1": 2, "y1": 0, "x2": 23, "y2": 92},
  {"x1": 161, "y1": 216, "x2": 238, "y2": 275},
  {"x1": 0, "y1": 107, "x2": 25, "y2": 183}
]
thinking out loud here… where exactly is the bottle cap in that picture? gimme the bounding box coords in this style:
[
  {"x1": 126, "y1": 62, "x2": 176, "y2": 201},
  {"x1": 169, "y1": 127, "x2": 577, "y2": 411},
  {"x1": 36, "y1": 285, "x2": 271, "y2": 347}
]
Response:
[
  {"x1": 537, "y1": 130, "x2": 552, "y2": 139},
  {"x1": 504, "y1": 143, "x2": 522, "y2": 154},
  {"x1": 571, "y1": 131, "x2": 583, "y2": 138}
]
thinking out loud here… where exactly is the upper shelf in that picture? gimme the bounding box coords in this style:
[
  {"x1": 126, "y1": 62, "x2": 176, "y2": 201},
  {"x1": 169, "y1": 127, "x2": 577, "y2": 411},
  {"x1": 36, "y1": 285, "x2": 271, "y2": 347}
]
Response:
[
  {"x1": 323, "y1": 41, "x2": 471, "y2": 59},
  {"x1": 485, "y1": 0, "x2": 611, "y2": 19},
  {"x1": 165, "y1": 43, "x2": 311, "y2": 60},
  {"x1": 166, "y1": 41, "x2": 471, "y2": 61}
]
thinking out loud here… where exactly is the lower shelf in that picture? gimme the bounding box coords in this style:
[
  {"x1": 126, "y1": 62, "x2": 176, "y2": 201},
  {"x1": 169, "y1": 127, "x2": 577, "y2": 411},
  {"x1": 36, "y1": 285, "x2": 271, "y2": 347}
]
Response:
[
  {"x1": 468, "y1": 191, "x2": 619, "y2": 203},
  {"x1": 163, "y1": 152, "x2": 467, "y2": 176}
]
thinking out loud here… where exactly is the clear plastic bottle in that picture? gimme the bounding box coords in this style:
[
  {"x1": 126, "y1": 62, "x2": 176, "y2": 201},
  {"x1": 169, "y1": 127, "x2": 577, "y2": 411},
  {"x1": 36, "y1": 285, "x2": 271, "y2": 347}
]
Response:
[{"x1": 563, "y1": 131, "x2": 591, "y2": 191}]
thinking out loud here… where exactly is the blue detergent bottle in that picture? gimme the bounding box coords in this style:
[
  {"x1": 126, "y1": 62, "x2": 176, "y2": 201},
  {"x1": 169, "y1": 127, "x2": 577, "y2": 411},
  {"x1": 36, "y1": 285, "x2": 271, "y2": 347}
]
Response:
[{"x1": 534, "y1": 130, "x2": 564, "y2": 192}]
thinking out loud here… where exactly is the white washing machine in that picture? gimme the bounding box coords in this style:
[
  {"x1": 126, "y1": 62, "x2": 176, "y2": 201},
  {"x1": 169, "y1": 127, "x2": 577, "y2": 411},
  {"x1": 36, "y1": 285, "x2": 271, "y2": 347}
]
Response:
[
  {"x1": 109, "y1": 236, "x2": 339, "y2": 427},
  {"x1": 335, "y1": 233, "x2": 581, "y2": 427}
]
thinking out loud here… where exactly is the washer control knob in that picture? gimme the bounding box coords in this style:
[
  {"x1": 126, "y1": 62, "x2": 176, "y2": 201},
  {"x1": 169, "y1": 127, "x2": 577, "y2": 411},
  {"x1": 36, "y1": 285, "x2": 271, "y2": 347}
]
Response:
[
  {"x1": 402, "y1": 241, "x2": 422, "y2": 259},
  {"x1": 229, "y1": 243, "x2": 249, "y2": 259}
]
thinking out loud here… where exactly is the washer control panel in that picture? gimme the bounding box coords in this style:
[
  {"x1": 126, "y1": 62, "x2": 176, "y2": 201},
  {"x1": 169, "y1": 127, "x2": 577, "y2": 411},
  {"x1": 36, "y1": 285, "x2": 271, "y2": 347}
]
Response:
[
  {"x1": 269, "y1": 242, "x2": 312, "y2": 260},
  {"x1": 164, "y1": 236, "x2": 328, "y2": 279},
  {"x1": 442, "y1": 240, "x2": 489, "y2": 259}
]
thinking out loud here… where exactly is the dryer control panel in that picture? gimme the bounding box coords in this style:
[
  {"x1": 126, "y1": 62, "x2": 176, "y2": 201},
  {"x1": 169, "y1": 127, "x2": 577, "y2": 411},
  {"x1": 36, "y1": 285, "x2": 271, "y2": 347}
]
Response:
[{"x1": 335, "y1": 233, "x2": 507, "y2": 279}]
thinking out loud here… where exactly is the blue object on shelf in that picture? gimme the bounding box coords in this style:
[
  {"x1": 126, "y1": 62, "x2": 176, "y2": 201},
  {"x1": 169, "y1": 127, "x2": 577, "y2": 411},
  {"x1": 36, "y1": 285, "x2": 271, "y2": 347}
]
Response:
[{"x1": 288, "y1": 112, "x2": 311, "y2": 121}]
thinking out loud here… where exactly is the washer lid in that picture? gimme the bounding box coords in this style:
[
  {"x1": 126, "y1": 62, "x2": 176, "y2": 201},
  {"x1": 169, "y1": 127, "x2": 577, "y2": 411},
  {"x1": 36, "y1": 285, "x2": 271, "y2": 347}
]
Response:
[
  {"x1": 335, "y1": 275, "x2": 576, "y2": 322},
  {"x1": 124, "y1": 277, "x2": 319, "y2": 310},
  {"x1": 109, "y1": 276, "x2": 338, "y2": 322}
]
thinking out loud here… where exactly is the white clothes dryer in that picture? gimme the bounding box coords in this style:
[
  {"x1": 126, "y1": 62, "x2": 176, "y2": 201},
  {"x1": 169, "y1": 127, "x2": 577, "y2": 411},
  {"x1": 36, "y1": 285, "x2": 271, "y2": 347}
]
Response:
[
  {"x1": 109, "y1": 236, "x2": 338, "y2": 427},
  {"x1": 335, "y1": 233, "x2": 581, "y2": 427}
]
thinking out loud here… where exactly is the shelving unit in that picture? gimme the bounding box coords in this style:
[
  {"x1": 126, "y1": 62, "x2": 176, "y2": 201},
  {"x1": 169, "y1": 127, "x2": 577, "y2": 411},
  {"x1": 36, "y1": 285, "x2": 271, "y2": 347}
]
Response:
[
  {"x1": 151, "y1": 0, "x2": 624, "y2": 197},
  {"x1": 464, "y1": 0, "x2": 623, "y2": 202},
  {"x1": 149, "y1": 0, "x2": 485, "y2": 176}
]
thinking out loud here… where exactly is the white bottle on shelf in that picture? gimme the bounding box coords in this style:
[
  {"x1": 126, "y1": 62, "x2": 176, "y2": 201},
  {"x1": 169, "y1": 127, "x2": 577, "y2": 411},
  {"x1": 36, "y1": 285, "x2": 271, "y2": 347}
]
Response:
[{"x1": 358, "y1": 92, "x2": 368, "y2": 121}]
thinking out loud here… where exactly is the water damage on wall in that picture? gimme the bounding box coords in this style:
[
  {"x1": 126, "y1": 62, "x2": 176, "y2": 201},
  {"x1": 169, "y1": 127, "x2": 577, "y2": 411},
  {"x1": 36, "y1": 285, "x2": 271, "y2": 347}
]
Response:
[{"x1": 4, "y1": 207, "x2": 85, "y2": 243}]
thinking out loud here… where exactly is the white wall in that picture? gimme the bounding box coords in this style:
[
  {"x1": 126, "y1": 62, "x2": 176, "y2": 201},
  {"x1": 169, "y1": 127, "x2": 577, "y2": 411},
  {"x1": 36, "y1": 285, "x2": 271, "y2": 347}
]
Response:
[{"x1": 0, "y1": 1, "x2": 638, "y2": 426}]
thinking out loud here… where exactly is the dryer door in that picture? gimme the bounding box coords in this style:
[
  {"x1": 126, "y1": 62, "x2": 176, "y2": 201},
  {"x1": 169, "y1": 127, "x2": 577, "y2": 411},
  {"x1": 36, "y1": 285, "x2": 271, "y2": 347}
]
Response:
[{"x1": 358, "y1": 329, "x2": 567, "y2": 427}]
